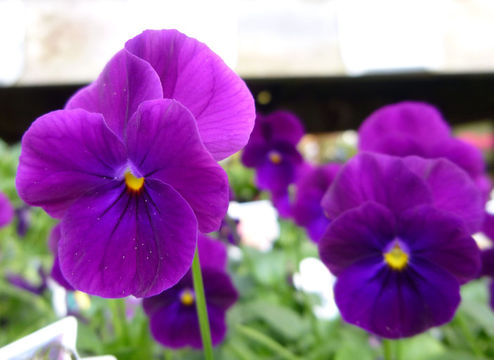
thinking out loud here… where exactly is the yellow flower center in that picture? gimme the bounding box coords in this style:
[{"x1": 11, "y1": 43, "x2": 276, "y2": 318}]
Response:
[
  {"x1": 180, "y1": 289, "x2": 195, "y2": 306},
  {"x1": 383, "y1": 243, "x2": 409, "y2": 270},
  {"x1": 268, "y1": 151, "x2": 282, "y2": 164},
  {"x1": 125, "y1": 171, "x2": 144, "y2": 192}
]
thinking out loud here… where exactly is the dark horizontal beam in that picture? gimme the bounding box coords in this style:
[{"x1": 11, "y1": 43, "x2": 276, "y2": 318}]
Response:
[{"x1": 1, "y1": 72, "x2": 494, "y2": 144}]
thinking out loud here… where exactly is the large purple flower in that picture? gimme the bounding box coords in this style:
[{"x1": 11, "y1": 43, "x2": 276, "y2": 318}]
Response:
[
  {"x1": 358, "y1": 101, "x2": 491, "y2": 199},
  {"x1": 66, "y1": 29, "x2": 255, "y2": 161},
  {"x1": 16, "y1": 99, "x2": 229, "y2": 298},
  {"x1": 291, "y1": 163, "x2": 341, "y2": 242},
  {"x1": 241, "y1": 111, "x2": 304, "y2": 193},
  {"x1": 319, "y1": 153, "x2": 481, "y2": 338},
  {"x1": 143, "y1": 234, "x2": 238, "y2": 349},
  {"x1": 0, "y1": 192, "x2": 14, "y2": 228}
]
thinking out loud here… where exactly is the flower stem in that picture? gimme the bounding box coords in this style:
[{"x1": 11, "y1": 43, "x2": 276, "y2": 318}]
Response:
[
  {"x1": 191, "y1": 245, "x2": 214, "y2": 360},
  {"x1": 382, "y1": 339, "x2": 393, "y2": 360}
]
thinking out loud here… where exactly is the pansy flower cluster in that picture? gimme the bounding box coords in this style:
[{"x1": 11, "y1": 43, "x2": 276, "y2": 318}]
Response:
[
  {"x1": 241, "y1": 111, "x2": 304, "y2": 194},
  {"x1": 241, "y1": 111, "x2": 342, "y2": 242},
  {"x1": 16, "y1": 29, "x2": 255, "y2": 299},
  {"x1": 318, "y1": 101, "x2": 490, "y2": 338}
]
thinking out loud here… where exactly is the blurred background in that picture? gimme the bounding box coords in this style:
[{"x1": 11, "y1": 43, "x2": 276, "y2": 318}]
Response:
[{"x1": 1, "y1": 0, "x2": 494, "y2": 85}]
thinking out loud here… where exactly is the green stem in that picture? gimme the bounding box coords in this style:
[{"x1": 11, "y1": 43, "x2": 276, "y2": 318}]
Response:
[
  {"x1": 191, "y1": 246, "x2": 214, "y2": 360},
  {"x1": 382, "y1": 339, "x2": 393, "y2": 360},
  {"x1": 237, "y1": 324, "x2": 300, "y2": 360},
  {"x1": 456, "y1": 313, "x2": 483, "y2": 359}
]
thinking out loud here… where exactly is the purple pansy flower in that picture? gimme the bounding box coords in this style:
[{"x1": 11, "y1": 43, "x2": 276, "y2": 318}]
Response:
[
  {"x1": 319, "y1": 152, "x2": 481, "y2": 338},
  {"x1": 241, "y1": 111, "x2": 304, "y2": 193},
  {"x1": 143, "y1": 234, "x2": 237, "y2": 349},
  {"x1": 291, "y1": 163, "x2": 341, "y2": 242},
  {"x1": 66, "y1": 29, "x2": 255, "y2": 162},
  {"x1": 17, "y1": 99, "x2": 229, "y2": 298},
  {"x1": 16, "y1": 29, "x2": 255, "y2": 298},
  {"x1": 48, "y1": 224, "x2": 74, "y2": 291},
  {"x1": 0, "y1": 192, "x2": 14, "y2": 228},
  {"x1": 358, "y1": 101, "x2": 491, "y2": 200}
]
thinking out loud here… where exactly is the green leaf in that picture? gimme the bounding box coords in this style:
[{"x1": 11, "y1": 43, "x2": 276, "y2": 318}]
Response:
[{"x1": 246, "y1": 300, "x2": 310, "y2": 340}]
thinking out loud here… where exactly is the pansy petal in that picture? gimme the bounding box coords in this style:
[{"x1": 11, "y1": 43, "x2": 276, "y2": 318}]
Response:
[
  {"x1": 48, "y1": 225, "x2": 74, "y2": 290},
  {"x1": 59, "y1": 179, "x2": 197, "y2": 298},
  {"x1": 126, "y1": 99, "x2": 228, "y2": 233},
  {"x1": 399, "y1": 205, "x2": 481, "y2": 284},
  {"x1": 241, "y1": 142, "x2": 269, "y2": 167},
  {"x1": 256, "y1": 160, "x2": 296, "y2": 193},
  {"x1": 198, "y1": 234, "x2": 227, "y2": 271},
  {"x1": 125, "y1": 29, "x2": 255, "y2": 161},
  {"x1": 271, "y1": 189, "x2": 293, "y2": 218},
  {"x1": 322, "y1": 153, "x2": 432, "y2": 220},
  {"x1": 250, "y1": 111, "x2": 305, "y2": 145},
  {"x1": 203, "y1": 268, "x2": 239, "y2": 310},
  {"x1": 335, "y1": 257, "x2": 460, "y2": 338},
  {"x1": 403, "y1": 156, "x2": 484, "y2": 233},
  {"x1": 481, "y1": 249, "x2": 494, "y2": 278},
  {"x1": 0, "y1": 192, "x2": 14, "y2": 227},
  {"x1": 359, "y1": 101, "x2": 451, "y2": 152},
  {"x1": 484, "y1": 213, "x2": 494, "y2": 241},
  {"x1": 16, "y1": 109, "x2": 127, "y2": 218},
  {"x1": 432, "y1": 137, "x2": 486, "y2": 179},
  {"x1": 319, "y1": 202, "x2": 396, "y2": 276},
  {"x1": 65, "y1": 49, "x2": 163, "y2": 139}
]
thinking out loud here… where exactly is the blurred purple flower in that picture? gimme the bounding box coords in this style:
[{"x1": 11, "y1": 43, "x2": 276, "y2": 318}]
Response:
[
  {"x1": 14, "y1": 205, "x2": 31, "y2": 237},
  {"x1": 143, "y1": 234, "x2": 237, "y2": 349},
  {"x1": 319, "y1": 152, "x2": 481, "y2": 338},
  {"x1": 218, "y1": 217, "x2": 239, "y2": 245},
  {"x1": 7, "y1": 267, "x2": 48, "y2": 295},
  {"x1": 358, "y1": 101, "x2": 491, "y2": 199},
  {"x1": 241, "y1": 111, "x2": 304, "y2": 193},
  {"x1": 484, "y1": 213, "x2": 494, "y2": 241},
  {"x1": 66, "y1": 29, "x2": 255, "y2": 161},
  {"x1": 292, "y1": 163, "x2": 341, "y2": 242},
  {"x1": 0, "y1": 192, "x2": 14, "y2": 228}
]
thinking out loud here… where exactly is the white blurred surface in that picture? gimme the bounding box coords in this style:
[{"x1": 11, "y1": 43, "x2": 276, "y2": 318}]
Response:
[{"x1": 3, "y1": 0, "x2": 494, "y2": 84}]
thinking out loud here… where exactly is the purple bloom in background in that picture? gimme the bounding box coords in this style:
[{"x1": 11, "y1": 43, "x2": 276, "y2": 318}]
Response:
[
  {"x1": 48, "y1": 224, "x2": 74, "y2": 291},
  {"x1": 17, "y1": 99, "x2": 229, "y2": 298},
  {"x1": 319, "y1": 152, "x2": 481, "y2": 338},
  {"x1": 66, "y1": 29, "x2": 255, "y2": 162},
  {"x1": 292, "y1": 163, "x2": 341, "y2": 242},
  {"x1": 15, "y1": 205, "x2": 31, "y2": 237},
  {"x1": 241, "y1": 111, "x2": 304, "y2": 193},
  {"x1": 483, "y1": 213, "x2": 494, "y2": 241},
  {"x1": 7, "y1": 267, "x2": 48, "y2": 295},
  {"x1": 0, "y1": 192, "x2": 14, "y2": 228},
  {"x1": 358, "y1": 101, "x2": 491, "y2": 199},
  {"x1": 143, "y1": 234, "x2": 237, "y2": 349},
  {"x1": 16, "y1": 29, "x2": 255, "y2": 298}
]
